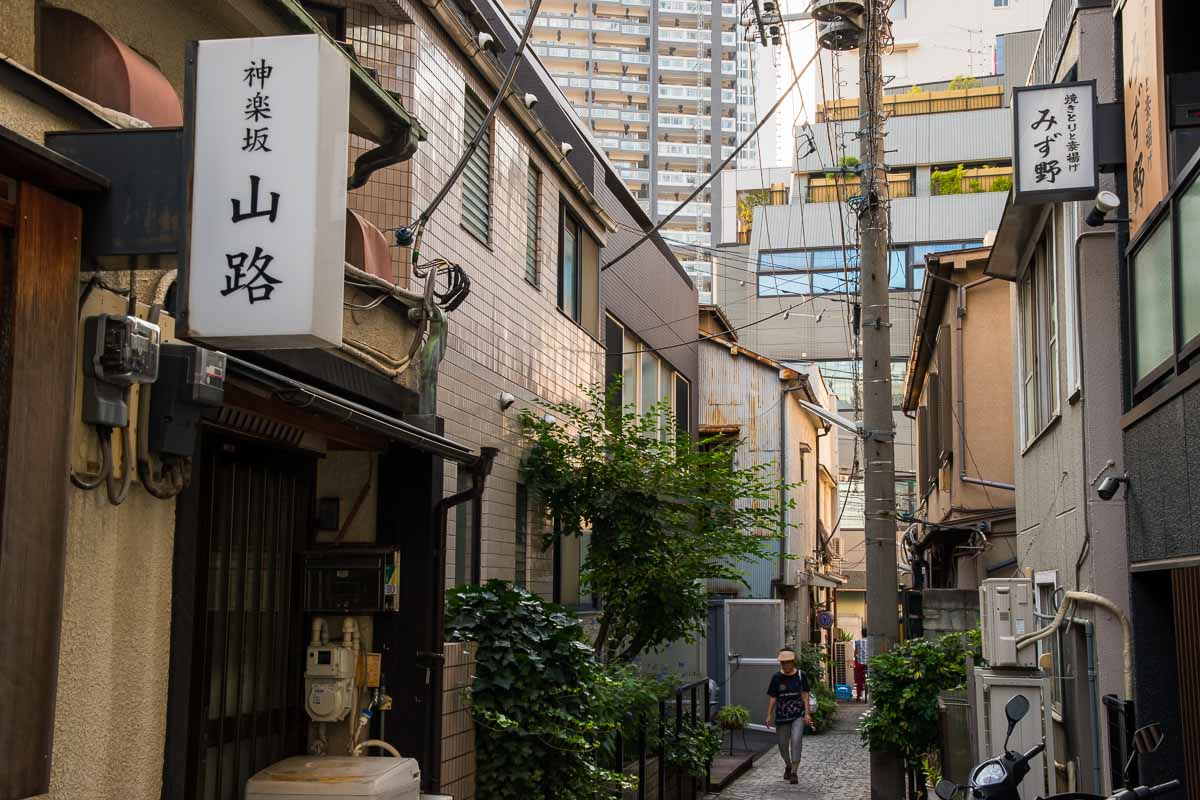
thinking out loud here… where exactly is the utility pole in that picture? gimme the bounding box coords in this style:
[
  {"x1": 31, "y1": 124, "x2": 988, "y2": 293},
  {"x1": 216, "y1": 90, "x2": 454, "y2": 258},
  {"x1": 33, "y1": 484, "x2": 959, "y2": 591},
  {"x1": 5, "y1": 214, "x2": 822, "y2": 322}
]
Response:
[{"x1": 858, "y1": 0, "x2": 902, "y2": 797}]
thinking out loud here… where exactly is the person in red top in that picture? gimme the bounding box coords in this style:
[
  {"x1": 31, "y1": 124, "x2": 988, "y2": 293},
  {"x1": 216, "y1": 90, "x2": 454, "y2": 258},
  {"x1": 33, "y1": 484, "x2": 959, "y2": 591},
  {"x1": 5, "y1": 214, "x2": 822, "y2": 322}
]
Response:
[{"x1": 852, "y1": 655, "x2": 867, "y2": 701}]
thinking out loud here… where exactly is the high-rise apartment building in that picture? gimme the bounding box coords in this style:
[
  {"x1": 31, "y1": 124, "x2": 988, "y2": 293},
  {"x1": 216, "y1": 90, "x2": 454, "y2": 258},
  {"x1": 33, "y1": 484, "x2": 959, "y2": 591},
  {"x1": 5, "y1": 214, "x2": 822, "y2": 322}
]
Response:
[{"x1": 504, "y1": 0, "x2": 766, "y2": 299}]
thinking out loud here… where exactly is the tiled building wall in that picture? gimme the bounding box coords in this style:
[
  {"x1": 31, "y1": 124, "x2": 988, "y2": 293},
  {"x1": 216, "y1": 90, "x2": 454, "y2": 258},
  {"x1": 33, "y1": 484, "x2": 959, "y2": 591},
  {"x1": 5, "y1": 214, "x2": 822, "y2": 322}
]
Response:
[
  {"x1": 441, "y1": 642, "x2": 477, "y2": 799},
  {"x1": 342, "y1": 0, "x2": 606, "y2": 595}
]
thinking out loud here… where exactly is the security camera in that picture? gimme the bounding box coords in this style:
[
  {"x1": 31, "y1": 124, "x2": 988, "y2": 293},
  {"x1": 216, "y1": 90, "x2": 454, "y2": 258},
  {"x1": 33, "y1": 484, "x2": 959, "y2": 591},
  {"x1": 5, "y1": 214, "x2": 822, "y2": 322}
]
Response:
[
  {"x1": 498, "y1": 391, "x2": 516, "y2": 410},
  {"x1": 1085, "y1": 190, "x2": 1123, "y2": 228},
  {"x1": 561, "y1": 142, "x2": 574, "y2": 156},
  {"x1": 541, "y1": 413, "x2": 558, "y2": 425},
  {"x1": 524, "y1": 92, "x2": 539, "y2": 110},
  {"x1": 1096, "y1": 474, "x2": 1128, "y2": 501},
  {"x1": 477, "y1": 31, "x2": 496, "y2": 52}
]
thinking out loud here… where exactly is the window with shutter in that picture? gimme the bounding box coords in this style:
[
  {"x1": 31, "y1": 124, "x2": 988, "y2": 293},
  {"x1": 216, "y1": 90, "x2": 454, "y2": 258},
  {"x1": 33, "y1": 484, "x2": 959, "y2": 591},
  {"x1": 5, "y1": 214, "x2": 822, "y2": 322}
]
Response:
[
  {"x1": 525, "y1": 163, "x2": 541, "y2": 286},
  {"x1": 462, "y1": 89, "x2": 491, "y2": 243},
  {"x1": 937, "y1": 327, "x2": 953, "y2": 463}
]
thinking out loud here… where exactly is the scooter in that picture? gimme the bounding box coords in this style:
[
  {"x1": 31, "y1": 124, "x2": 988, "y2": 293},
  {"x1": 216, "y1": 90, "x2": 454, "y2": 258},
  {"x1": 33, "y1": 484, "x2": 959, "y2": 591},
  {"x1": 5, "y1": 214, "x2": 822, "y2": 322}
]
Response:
[
  {"x1": 936, "y1": 697, "x2": 1184, "y2": 800},
  {"x1": 934, "y1": 694, "x2": 1044, "y2": 800}
]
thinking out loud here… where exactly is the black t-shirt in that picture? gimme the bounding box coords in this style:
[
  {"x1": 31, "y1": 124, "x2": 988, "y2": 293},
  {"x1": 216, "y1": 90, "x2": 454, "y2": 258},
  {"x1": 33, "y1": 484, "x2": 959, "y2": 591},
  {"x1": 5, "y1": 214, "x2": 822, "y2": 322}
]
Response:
[{"x1": 767, "y1": 670, "x2": 810, "y2": 724}]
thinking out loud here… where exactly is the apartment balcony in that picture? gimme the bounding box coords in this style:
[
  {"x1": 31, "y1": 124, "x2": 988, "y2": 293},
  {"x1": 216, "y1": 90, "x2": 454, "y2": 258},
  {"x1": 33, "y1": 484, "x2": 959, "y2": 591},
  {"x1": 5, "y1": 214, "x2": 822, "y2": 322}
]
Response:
[
  {"x1": 805, "y1": 173, "x2": 915, "y2": 204},
  {"x1": 657, "y1": 199, "x2": 710, "y2": 218},
  {"x1": 657, "y1": 84, "x2": 736, "y2": 104},
  {"x1": 657, "y1": 55, "x2": 736, "y2": 75},
  {"x1": 596, "y1": 136, "x2": 652, "y2": 153},
  {"x1": 657, "y1": 0, "x2": 739, "y2": 17},
  {"x1": 929, "y1": 165, "x2": 1013, "y2": 196},
  {"x1": 658, "y1": 140, "x2": 735, "y2": 159},
  {"x1": 658, "y1": 112, "x2": 736, "y2": 132},
  {"x1": 657, "y1": 27, "x2": 737, "y2": 47},
  {"x1": 661, "y1": 229, "x2": 711, "y2": 248},
  {"x1": 816, "y1": 85, "x2": 1004, "y2": 123},
  {"x1": 582, "y1": 107, "x2": 651, "y2": 124},
  {"x1": 658, "y1": 169, "x2": 702, "y2": 187},
  {"x1": 618, "y1": 167, "x2": 650, "y2": 182}
]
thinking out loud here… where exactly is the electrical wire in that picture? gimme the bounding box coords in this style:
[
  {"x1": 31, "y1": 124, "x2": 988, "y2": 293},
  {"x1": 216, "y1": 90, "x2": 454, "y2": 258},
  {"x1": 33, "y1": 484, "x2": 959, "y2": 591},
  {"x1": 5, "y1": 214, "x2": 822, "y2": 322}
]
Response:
[{"x1": 601, "y1": 48, "x2": 821, "y2": 273}]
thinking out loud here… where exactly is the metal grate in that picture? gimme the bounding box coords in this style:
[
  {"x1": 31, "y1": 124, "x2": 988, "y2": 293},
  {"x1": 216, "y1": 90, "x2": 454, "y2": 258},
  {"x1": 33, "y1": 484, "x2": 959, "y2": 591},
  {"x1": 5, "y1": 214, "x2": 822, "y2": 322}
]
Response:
[
  {"x1": 462, "y1": 89, "x2": 492, "y2": 242},
  {"x1": 190, "y1": 435, "x2": 315, "y2": 800},
  {"x1": 1172, "y1": 568, "x2": 1200, "y2": 800},
  {"x1": 525, "y1": 163, "x2": 541, "y2": 286}
]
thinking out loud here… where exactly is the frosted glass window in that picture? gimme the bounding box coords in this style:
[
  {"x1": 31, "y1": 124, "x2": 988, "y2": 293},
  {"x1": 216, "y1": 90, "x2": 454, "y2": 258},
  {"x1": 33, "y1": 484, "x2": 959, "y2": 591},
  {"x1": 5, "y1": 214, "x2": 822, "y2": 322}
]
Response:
[
  {"x1": 622, "y1": 330, "x2": 638, "y2": 411},
  {"x1": 1132, "y1": 220, "x2": 1174, "y2": 382},
  {"x1": 640, "y1": 350, "x2": 658, "y2": 417},
  {"x1": 1179, "y1": 179, "x2": 1200, "y2": 344}
]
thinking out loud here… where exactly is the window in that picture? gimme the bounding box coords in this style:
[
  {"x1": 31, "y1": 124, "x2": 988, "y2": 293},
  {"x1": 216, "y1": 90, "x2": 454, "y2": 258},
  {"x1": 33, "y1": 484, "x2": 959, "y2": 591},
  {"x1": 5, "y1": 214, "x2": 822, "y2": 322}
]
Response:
[
  {"x1": 1017, "y1": 219, "x2": 1059, "y2": 444},
  {"x1": 453, "y1": 467, "x2": 480, "y2": 586},
  {"x1": 605, "y1": 315, "x2": 687, "y2": 438},
  {"x1": 553, "y1": 523, "x2": 593, "y2": 609},
  {"x1": 1060, "y1": 204, "x2": 1081, "y2": 397},
  {"x1": 462, "y1": 89, "x2": 491, "y2": 243},
  {"x1": 1126, "y1": 163, "x2": 1200, "y2": 403},
  {"x1": 558, "y1": 205, "x2": 600, "y2": 336},
  {"x1": 801, "y1": 359, "x2": 906, "y2": 411},
  {"x1": 515, "y1": 484, "x2": 528, "y2": 588},
  {"x1": 1034, "y1": 572, "x2": 1063, "y2": 711},
  {"x1": 994, "y1": 0, "x2": 1009, "y2": 6},
  {"x1": 1132, "y1": 219, "x2": 1173, "y2": 383},
  {"x1": 525, "y1": 163, "x2": 541, "y2": 286},
  {"x1": 759, "y1": 244, "x2": 982, "y2": 295}
]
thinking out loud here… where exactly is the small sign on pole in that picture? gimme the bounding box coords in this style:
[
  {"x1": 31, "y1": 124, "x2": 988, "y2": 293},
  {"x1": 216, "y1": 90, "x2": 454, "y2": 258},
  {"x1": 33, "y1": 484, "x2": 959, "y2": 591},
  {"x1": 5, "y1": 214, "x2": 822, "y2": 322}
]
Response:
[
  {"x1": 184, "y1": 34, "x2": 349, "y2": 349},
  {"x1": 1012, "y1": 80, "x2": 1099, "y2": 206},
  {"x1": 818, "y1": 610, "x2": 835, "y2": 629}
]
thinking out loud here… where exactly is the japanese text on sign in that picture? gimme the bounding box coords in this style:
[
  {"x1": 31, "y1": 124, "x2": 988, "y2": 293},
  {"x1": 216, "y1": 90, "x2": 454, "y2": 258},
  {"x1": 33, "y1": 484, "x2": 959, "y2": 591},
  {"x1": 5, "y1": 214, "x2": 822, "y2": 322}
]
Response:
[{"x1": 1013, "y1": 81, "x2": 1097, "y2": 205}]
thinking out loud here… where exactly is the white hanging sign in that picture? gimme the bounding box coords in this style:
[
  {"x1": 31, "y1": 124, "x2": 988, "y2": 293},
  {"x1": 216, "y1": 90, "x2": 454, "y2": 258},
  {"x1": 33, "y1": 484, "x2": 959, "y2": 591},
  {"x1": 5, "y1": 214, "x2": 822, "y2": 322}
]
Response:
[
  {"x1": 186, "y1": 34, "x2": 349, "y2": 349},
  {"x1": 1012, "y1": 80, "x2": 1099, "y2": 206}
]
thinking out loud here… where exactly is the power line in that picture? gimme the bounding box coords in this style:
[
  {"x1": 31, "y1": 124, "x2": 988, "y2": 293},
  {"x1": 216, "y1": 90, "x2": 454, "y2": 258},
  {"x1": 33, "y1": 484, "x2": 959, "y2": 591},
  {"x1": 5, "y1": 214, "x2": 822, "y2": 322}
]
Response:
[{"x1": 601, "y1": 48, "x2": 821, "y2": 273}]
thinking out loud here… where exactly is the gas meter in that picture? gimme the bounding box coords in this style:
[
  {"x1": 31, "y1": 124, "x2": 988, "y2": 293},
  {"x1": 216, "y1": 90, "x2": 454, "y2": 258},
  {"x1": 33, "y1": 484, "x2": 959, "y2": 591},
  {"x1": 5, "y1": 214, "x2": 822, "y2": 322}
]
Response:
[
  {"x1": 305, "y1": 642, "x2": 357, "y2": 723},
  {"x1": 81, "y1": 313, "x2": 160, "y2": 428}
]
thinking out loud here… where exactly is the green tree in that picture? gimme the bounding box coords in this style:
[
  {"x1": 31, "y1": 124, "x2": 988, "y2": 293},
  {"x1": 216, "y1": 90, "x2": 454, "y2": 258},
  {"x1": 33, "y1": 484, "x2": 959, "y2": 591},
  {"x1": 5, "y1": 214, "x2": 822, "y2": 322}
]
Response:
[
  {"x1": 520, "y1": 385, "x2": 792, "y2": 663},
  {"x1": 948, "y1": 74, "x2": 979, "y2": 91},
  {"x1": 857, "y1": 630, "x2": 982, "y2": 761}
]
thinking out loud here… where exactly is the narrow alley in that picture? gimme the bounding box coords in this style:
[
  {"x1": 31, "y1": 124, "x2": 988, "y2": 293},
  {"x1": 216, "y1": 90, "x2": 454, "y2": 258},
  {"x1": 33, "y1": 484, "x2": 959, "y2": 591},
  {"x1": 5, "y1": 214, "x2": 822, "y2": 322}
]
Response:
[{"x1": 707, "y1": 704, "x2": 871, "y2": 800}]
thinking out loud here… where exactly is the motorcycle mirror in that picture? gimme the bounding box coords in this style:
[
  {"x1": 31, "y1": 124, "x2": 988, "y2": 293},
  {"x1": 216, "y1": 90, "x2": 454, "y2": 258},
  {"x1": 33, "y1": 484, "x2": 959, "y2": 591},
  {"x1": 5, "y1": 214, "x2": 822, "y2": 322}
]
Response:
[
  {"x1": 935, "y1": 779, "x2": 958, "y2": 800},
  {"x1": 1005, "y1": 694, "x2": 1030, "y2": 726},
  {"x1": 1002, "y1": 694, "x2": 1029, "y2": 751},
  {"x1": 1133, "y1": 723, "x2": 1164, "y2": 755}
]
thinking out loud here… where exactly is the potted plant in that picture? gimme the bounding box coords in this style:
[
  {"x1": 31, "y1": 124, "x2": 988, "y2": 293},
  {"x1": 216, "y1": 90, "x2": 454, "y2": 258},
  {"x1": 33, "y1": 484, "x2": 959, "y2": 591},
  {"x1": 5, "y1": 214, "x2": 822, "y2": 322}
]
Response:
[
  {"x1": 714, "y1": 705, "x2": 750, "y2": 755},
  {"x1": 921, "y1": 752, "x2": 942, "y2": 800}
]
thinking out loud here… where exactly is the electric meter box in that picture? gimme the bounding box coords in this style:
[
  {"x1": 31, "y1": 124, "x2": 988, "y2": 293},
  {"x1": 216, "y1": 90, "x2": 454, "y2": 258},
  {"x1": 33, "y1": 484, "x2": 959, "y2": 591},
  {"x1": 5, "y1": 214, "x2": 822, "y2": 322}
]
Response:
[
  {"x1": 979, "y1": 578, "x2": 1037, "y2": 667},
  {"x1": 304, "y1": 548, "x2": 401, "y2": 613},
  {"x1": 246, "y1": 756, "x2": 420, "y2": 800}
]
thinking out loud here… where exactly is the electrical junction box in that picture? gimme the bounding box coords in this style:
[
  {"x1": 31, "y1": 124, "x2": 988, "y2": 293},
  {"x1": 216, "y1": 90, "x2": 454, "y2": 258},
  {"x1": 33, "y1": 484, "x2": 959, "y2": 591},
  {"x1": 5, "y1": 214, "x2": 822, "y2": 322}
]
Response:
[
  {"x1": 81, "y1": 313, "x2": 161, "y2": 427},
  {"x1": 305, "y1": 644, "x2": 356, "y2": 723},
  {"x1": 304, "y1": 548, "x2": 401, "y2": 613},
  {"x1": 246, "y1": 756, "x2": 420, "y2": 800},
  {"x1": 980, "y1": 578, "x2": 1037, "y2": 667},
  {"x1": 148, "y1": 343, "x2": 226, "y2": 456},
  {"x1": 974, "y1": 670, "x2": 1056, "y2": 800}
]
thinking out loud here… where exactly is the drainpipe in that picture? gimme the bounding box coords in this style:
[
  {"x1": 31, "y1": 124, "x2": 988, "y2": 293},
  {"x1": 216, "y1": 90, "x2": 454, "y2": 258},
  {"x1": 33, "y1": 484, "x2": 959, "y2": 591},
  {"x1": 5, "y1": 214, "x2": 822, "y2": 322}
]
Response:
[
  {"x1": 1083, "y1": 619, "x2": 1104, "y2": 793},
  {"x1": 954, "y1": 275, "x2": 1017, "y2": 492},
  {"x1": 427, "y1": 445, "x2": 497, "y2": 790},
  {"x1": 779, "y1": 384, "x2": 788, "y2": 586},
  {"x1": 816, "y1": 425, "x2": 831, "y2": 560}
]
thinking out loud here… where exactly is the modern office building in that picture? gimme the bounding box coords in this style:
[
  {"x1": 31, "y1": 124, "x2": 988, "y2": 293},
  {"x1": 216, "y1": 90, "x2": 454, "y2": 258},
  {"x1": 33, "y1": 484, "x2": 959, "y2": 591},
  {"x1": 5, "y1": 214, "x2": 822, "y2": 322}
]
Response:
[{"x1": 502, "y1": 0, "x2": 768, "y2": 299}]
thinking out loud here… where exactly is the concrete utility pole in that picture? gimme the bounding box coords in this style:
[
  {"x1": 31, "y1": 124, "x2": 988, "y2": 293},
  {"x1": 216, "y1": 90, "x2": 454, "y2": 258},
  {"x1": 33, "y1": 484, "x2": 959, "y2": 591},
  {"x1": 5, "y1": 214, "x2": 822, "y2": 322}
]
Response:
[{"x1": 858, "y1": 0, "x2": 903, "y2": 796}]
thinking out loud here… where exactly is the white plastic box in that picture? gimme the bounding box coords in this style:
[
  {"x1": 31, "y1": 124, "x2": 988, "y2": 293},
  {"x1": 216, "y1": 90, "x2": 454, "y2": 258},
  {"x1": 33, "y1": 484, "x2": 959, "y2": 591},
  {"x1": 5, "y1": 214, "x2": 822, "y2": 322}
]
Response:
[
  {"x1": 979, "y1": 578, "x2": 1037, "y2": 667},
  {"x1": 246, "y1": 757, "x2": 421, "y2": 800}
]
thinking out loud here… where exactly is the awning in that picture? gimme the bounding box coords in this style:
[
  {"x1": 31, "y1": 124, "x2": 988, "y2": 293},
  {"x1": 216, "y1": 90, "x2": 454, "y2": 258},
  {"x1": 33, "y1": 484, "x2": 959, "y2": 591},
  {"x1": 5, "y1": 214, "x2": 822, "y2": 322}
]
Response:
[
  {"x1": 807, "y1": 572, "x2": 845, "y2": 589},
  {"x1": 984, "y1": 196, "x2": 1050, "y2": 281},
  {"x1": 795, "y1": 398, "x2": 861, "y2": 436},
  {"x1": 38, "y1": 7, "x2": 184, "y2": 127},
  {"x1": 225, "y1": 355, "x2": 476, "y2": 464}
]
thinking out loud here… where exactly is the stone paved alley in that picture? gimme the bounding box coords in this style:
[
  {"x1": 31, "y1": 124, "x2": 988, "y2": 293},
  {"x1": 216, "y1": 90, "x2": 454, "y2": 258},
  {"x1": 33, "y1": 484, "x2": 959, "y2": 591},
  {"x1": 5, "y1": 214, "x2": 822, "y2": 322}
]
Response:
[{"x1": 707, "y1": 703, "x2": 871, "y2": 800}]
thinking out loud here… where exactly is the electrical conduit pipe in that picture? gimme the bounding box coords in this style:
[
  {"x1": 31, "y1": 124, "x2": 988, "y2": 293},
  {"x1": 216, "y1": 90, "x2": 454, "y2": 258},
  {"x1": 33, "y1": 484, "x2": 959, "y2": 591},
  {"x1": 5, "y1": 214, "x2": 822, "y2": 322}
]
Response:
[{"x1": 1014, "y1": 590, "x2": 1133, "y2": 700}]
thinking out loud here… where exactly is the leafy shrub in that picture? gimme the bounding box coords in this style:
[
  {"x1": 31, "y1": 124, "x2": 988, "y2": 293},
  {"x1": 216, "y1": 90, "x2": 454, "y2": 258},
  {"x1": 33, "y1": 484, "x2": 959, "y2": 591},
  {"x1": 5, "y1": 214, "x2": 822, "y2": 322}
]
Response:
[
  {"x1": 857, "y1": 630, "x2": 982, "y2": 761},
  {"x1": 665, "y1": 717, "x2": 722, "y2": 778},
  {"x1": 446, "y1": 581, "x2": 633, "y2": 799},
  {"x1": 798, "y1": 644, "x2": 838, "y2": 733},
  {"x1": 948, "y1": 75, "x2": 979, "y2": 91},
  {"x1": 967, "y1": 179, "x2": 984, "y2": 193},
  {"x1": 931, "y1": 164, "x2": 965, "y2": 196},
  {"x1": 447, "y1": 581, "x2": 721, "y2": 797},
  {"x1": 992, "y1": 175, "x2": 1013, "y2": 193},
  {"x1": 715, "y1": 705, "x2": 750, "y2": 731}
]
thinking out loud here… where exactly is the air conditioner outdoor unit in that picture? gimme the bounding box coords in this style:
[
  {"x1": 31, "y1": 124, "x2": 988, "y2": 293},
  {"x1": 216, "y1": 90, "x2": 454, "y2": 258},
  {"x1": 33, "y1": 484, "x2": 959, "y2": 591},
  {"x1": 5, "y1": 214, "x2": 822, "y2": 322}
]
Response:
[{"x1": 979, "y1": 578, "x2": 1036, "y2": 667}]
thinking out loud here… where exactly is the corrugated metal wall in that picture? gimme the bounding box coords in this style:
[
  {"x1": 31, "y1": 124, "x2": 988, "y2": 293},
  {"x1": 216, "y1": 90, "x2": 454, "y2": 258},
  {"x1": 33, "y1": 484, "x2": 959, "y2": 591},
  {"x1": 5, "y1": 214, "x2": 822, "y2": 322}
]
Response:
[
  {"x1": 795, "y1": 108, "x2": 1014, "y2": 173},
  {"x1": 700, "y1": 340, "x2": 813, "y2": 598}
]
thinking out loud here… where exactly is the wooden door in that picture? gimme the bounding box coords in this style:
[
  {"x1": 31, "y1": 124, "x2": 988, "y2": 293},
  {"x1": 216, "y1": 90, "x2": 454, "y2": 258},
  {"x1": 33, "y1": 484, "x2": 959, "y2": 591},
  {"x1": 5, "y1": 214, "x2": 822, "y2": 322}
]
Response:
[{"x1": 0, "y1": 180, "x2": 82, "y2": 799}]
